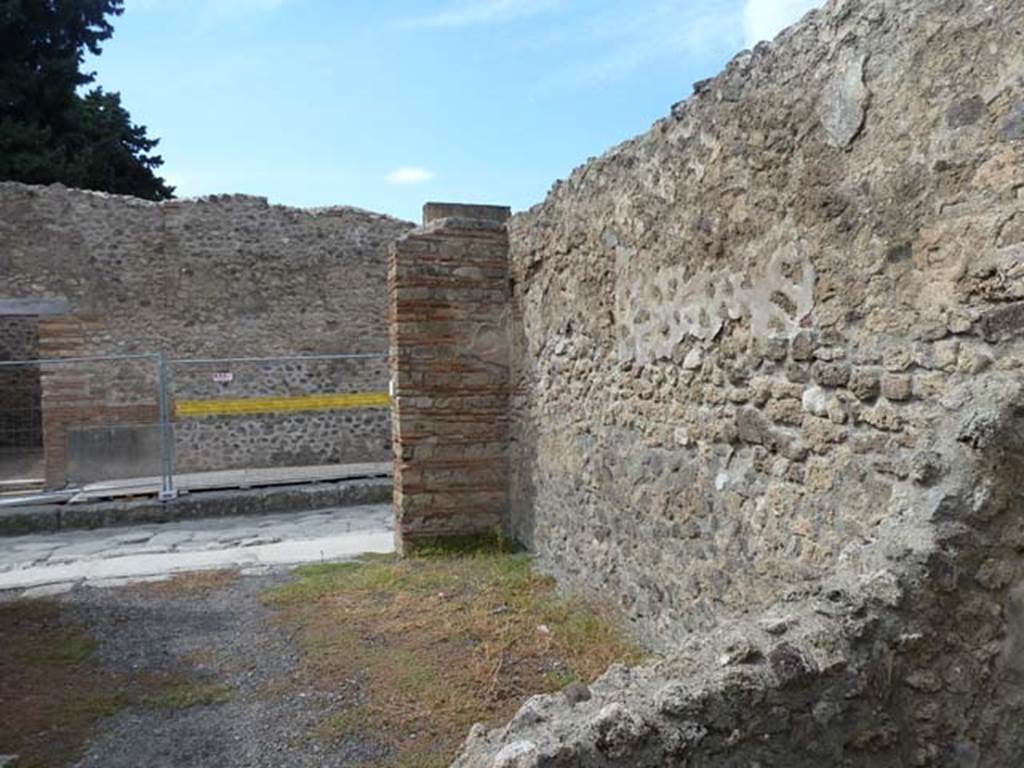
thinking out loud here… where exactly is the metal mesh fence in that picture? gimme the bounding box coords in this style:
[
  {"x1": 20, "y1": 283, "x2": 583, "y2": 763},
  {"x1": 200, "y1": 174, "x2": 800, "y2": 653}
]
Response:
[
  {"x1": 168, "y1": 353, "x2": 391, "y2": 483},
  {"x1": 0, "y1": 351, "x2": 391, "y2": 507},
  {"x1": 0, "y1": 361, "x2": 41, "y2": 450},
  {"x1": 0, "y1": 316, "x2": 42, "y2": 452},
  {"x1": 0, "y1": 353, "x2": 164, "y2": 502}
]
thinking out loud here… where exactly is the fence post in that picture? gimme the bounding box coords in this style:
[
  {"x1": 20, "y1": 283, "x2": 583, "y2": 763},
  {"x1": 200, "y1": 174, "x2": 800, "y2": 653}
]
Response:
[{"x1": 157, "y1": 351, "x2": 178, "y2": 501}]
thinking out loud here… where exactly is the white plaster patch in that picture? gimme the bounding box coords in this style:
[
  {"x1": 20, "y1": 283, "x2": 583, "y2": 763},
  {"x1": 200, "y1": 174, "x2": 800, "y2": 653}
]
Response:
[
  {"x1": 615, "y1": 239, "x2": 815, "y2": 364},
  {"x1": 820, "y1": 52, "x2": 869, "y2": 148}
]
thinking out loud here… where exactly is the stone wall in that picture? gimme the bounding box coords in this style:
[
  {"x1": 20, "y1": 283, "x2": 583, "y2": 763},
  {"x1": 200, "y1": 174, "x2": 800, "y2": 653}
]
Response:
[
  {"x1": 390, "y1": 205, "x2": 512, "y2": 552},
  {"x1": 459, "y1": 0, "x2": 1024, "y2": 764},
  {"x1": 0, "y1": 182, "x2": 412, "y2": 485},
  {"x1": 172, "y1": 356, "x2": 392, "y2": 472}
]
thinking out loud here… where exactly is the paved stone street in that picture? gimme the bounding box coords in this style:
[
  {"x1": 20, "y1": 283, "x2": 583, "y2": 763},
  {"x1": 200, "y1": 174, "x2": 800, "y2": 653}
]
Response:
[{"x1": 0, "y1": 504, "x2": 393, "y2": 596}]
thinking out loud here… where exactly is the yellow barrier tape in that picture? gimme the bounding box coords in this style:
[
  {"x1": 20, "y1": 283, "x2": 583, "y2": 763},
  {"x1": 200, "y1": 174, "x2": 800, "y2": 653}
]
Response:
[{"x1": 176, "y1": 392, "x2": 391, "y2": 418}]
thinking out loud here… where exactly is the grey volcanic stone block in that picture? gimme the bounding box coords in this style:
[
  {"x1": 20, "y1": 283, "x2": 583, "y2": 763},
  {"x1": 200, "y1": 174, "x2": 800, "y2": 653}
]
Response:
[{"x1": 0, "y1": 478, "x2": 392, "y2": 536}]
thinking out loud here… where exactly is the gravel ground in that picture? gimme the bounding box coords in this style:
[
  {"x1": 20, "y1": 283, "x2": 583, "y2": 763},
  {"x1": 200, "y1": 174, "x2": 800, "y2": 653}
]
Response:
[{"x1": 57, "y1": 568, "x2": 382, "y2": 768}]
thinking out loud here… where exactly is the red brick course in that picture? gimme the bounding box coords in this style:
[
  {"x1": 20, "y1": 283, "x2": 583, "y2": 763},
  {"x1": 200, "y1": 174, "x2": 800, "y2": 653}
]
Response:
[
  {"x1": 389, "y1": 212, "x2": 511, "y2": 551},
  {"x1": 37, "y1": 316, "x2": 160, "y2": 488}
]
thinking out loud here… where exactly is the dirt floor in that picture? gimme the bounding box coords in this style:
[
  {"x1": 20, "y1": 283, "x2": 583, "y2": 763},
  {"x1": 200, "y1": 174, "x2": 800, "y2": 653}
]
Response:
[{"x1": 0, "y1": 547, "x2": 642, "y2": 768}]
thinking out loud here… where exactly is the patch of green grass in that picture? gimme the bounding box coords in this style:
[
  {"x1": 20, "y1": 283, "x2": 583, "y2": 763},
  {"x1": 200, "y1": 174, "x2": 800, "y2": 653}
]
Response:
[
  {"x1": 34, "y1": 634, "x2": 99, "y2": 666},
  {"x1": 140, "y1": 680, "x2": 234, "y2": 710},
  {"x1": 1, "y1": 598, "x2": 238, "y2": 768},
  {"x1": 141, "y1": 569, "x2": 240, "y2": 597},
  {"x1": 266, "y1": 545, "x2": 645, "y2": 767},
  {"x1": 0, "y1": 600, "x2": 123, "y2": 768},
  {"x1": 313, "y1": 704, "x2": 373, "y2": 741},
  {"x1": 542, "y1": 666, "x2": 579, "y2": 689},
  {"x1": 402, "y1": 531, "x2": 521, "y2": 558},
  {"x1": 391, "y1": 755, "x2": 451, "y2": 768},
  {"x1": 0, "y1": 599, "x2": 54, "y2": 625},
  {"x1": 265, "y1": 561, "x2": 401, "y2": 604},
  {"x1": 385, "y1": 648, "x2": 439, "y2": 692},
  {"x1": 0, "y1": 601, "x2": 97, "y2": 667},
  {"x1": 266, "y1": 556, "x2": 468, "y2": 606}
]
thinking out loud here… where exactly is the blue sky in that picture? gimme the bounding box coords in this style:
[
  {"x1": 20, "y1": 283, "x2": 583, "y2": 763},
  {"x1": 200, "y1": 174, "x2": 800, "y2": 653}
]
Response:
[{"x1": 88, "y1": 0, "x2": 822, "y2": 221}]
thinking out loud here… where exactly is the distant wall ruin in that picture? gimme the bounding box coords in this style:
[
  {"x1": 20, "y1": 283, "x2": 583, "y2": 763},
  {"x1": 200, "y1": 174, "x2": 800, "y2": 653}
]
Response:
[
  {"x1": 456, "y1": 0, "x2": 1024, "y2": 764},
  {"x1": 0, "y1": 183, "x2": 412, "y2": 486}
]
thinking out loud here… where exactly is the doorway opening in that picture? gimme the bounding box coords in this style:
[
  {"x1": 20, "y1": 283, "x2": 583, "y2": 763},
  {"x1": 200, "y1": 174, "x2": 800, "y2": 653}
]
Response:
[{"x1": 0, "y1": 316, "x2": 44, "y2": 490}]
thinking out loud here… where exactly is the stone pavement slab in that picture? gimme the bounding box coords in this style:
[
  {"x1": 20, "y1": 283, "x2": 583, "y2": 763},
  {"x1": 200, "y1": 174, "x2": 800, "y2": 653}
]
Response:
[
  {"x1": 69, "y1": 461, "x2": 392, "y2": 502},
  {"x1": 0, "y1": 504, "x2": 394, "y2": 595},
  {"x1": 0, "y1": 477, "x2": 392, "y2": 537}
]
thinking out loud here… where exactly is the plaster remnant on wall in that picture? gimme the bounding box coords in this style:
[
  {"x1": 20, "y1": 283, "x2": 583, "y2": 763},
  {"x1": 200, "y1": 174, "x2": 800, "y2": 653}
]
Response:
[
  {"x1": 820, "y1": 52, "x2": 869, "y2": 148},
  {"x1": 464, "y1": 307, "x2": 512, "y2": 367},
  {"x1": 615, "y1": 241, "x2": 815, "y2": 364}
]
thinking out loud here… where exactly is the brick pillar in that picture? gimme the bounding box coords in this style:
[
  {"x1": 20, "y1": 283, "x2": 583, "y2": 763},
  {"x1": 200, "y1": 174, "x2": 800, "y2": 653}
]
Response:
[
  {"x1": 389, "y1": 203, "x2": 512, "y2": 553},
  {"x1": 36, "y1": 315, "x2": 159, "y2": 489},
  {"x1": 37, "y1": 315, "x2": 97, "y2": 488}
]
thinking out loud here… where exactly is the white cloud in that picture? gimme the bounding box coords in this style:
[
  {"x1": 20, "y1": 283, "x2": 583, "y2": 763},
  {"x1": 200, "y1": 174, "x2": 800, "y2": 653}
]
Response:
[
  {"x1": 386, "y1": 167, "x2": 435, "y2": 185},
  {"x1": 742, "y1": 0, "x2": 823, "y2": 47},
  {"x1": 408, "y1": 0, "x2": 562, "y2": 28}
]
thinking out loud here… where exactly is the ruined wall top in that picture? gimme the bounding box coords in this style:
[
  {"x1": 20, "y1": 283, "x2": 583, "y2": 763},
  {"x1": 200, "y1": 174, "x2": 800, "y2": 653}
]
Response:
[
  {"x1": 0, "y1": 181, "x2": 414, "y2": 358},
  {"x1": 422, "y1": 202, "x2": 511, "y2": 227}
]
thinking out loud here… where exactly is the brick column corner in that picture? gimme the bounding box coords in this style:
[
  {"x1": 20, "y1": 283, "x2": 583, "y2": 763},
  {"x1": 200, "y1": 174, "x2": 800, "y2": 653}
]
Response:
[{"x1": 389, "y1": 202, "x2": 512, "y2": 554}]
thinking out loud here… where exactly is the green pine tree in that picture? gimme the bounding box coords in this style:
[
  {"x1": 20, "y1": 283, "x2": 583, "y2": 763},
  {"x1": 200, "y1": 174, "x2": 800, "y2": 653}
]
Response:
[{"x1": 0, "y1": 0, "x2": 173, "y2": 200}]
